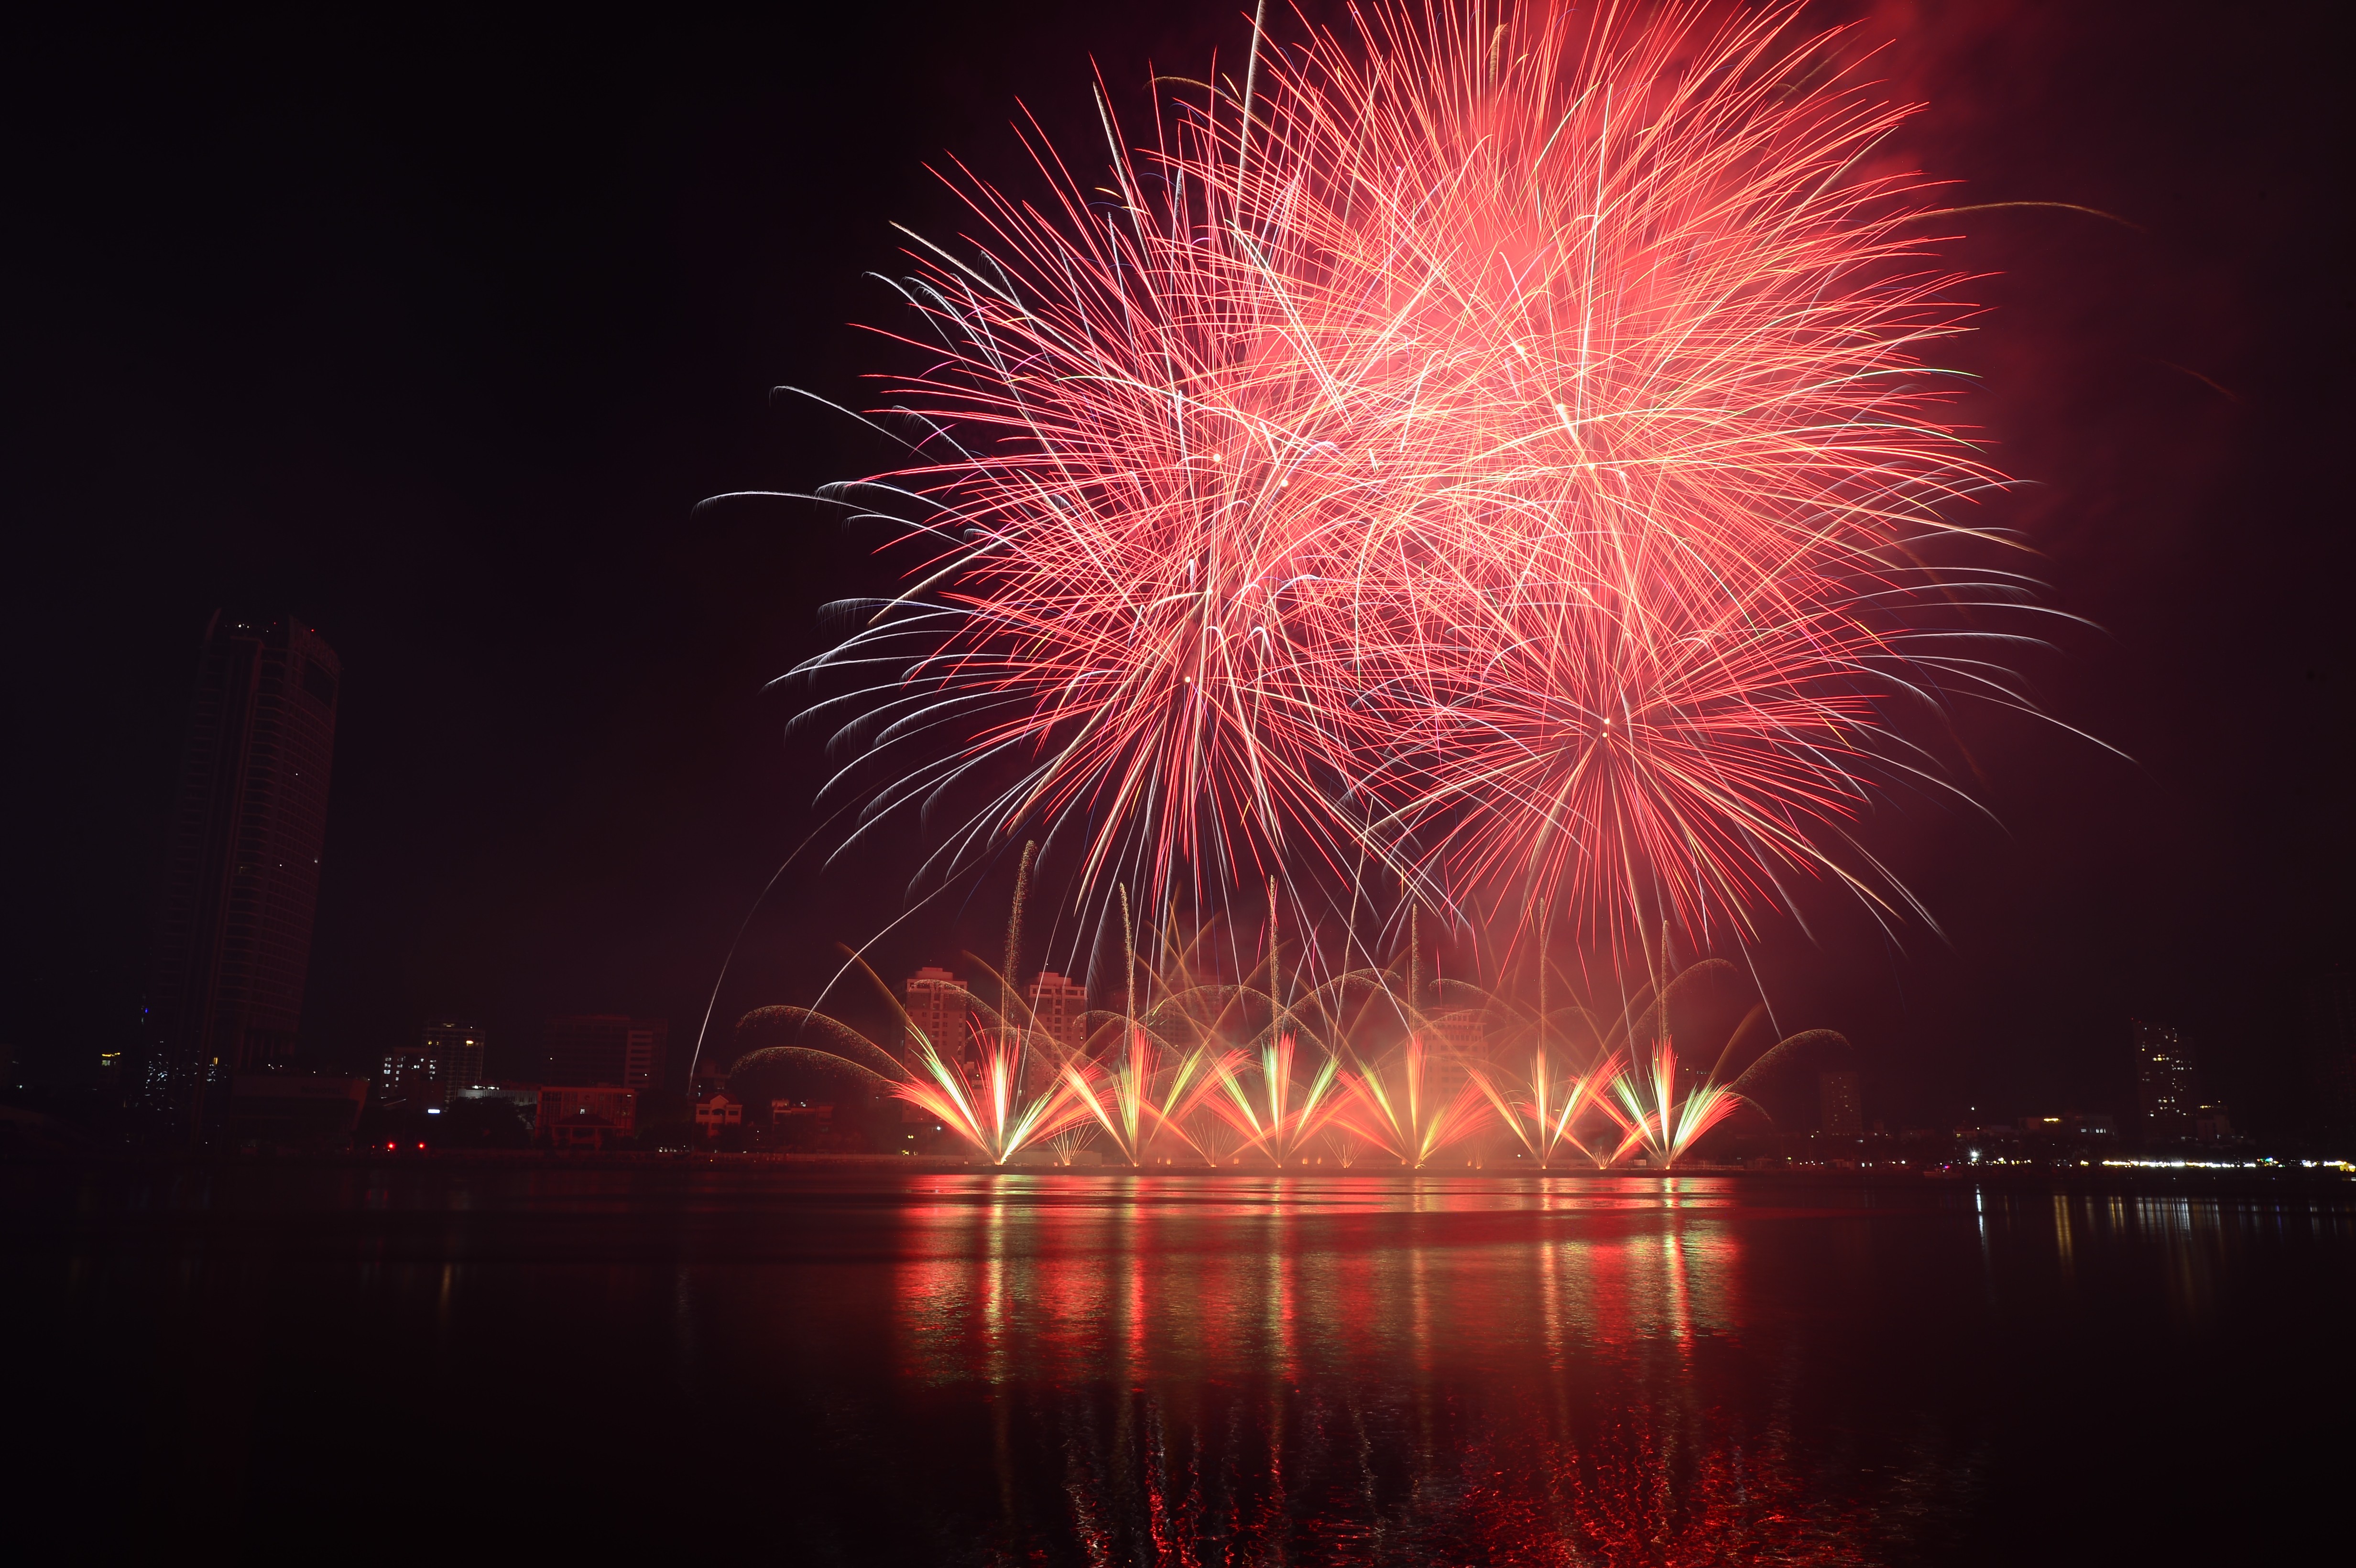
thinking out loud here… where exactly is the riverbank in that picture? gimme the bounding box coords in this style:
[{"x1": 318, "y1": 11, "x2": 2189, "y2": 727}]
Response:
[{"x1": 3, "y1": 1147, "x2": 2352, "y2": 1191}]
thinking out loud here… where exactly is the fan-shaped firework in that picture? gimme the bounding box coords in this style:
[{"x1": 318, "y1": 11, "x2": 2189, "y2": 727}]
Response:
[
  {"x1": 730, "y1": 923, "x2": 1828, "y2": 1168},
  {"x1": 791, "y1": 0, "x2": 2031, "y2": 962}
]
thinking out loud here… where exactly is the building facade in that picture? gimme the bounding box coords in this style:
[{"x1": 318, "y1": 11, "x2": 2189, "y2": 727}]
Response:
[
  {"x1": 904, "y1": 968, "x2": 971, "y2": 1067},
  {"x1": 145, "y1": 613, "x2": 340, "y2": 1084},
  {"x1": 420, "y1": 1019, "x2": 487, "y2": 1089},
  {"x1": 1427, "y1": 1010, "x2": 1490, "y2": 1107},
  {"x1": 375, "y1": 1048, "x2": 447, "y2": 1109},
  {"x1": 1021, "y1": 971, "x2": 1088, "y2": 1093},
  {"x1": 695, "y1": 1092, "x2": 743, "y2": 1137},
  {"x1": 1819, "y1": 1071, "x2": 1863, "y2": 1137},
  {"x1": 376, "y1": 1020, "x2": 489, "y2": 1110},
  {"x1": 2132, "y1": 1018, "x2": 2197, "y2": 1143},
  {"x1": 542, "y1": 1015, "x2": 668, "y2": 1089},
  {"x1": 536, "y1": 1085, "x2": 637, "y2": 1148},
  {"x1": 1026, "y1": 972, "x2": 1088, "y2": 1055}
]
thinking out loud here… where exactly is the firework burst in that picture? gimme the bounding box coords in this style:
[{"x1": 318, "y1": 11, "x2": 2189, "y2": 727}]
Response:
[{"x1": 776, "y1": 0, "x2": 2050, "y2": 997}]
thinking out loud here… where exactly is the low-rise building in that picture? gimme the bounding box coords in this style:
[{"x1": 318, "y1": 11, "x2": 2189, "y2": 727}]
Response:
[
  {"x1": 771, "y1": 1099, "x2": 832, "y2": 1126},
  {"x1": 695, "y1": 1092, "x2": 743, "y2": 1137},
  {"x1": 537, "y1": 1085, "x2": 636, "y2": 1149},
  {"x1": 452, "y1": 1084, "x2": 540, "y2": 1113}
]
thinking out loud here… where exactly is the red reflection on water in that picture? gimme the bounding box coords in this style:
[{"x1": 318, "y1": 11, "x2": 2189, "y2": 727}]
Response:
[
  {"x1": 894, "y1": 1176, "x2": 1751, "y2": 1384},
  {"x1": 884, "y1": 1176, "x2": 1911, "y2": 1563}
]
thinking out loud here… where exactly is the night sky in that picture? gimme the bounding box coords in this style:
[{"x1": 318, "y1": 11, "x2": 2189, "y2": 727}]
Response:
[{"x1": 6, "y1": 1, "x2": 2346, "y2": 1130}]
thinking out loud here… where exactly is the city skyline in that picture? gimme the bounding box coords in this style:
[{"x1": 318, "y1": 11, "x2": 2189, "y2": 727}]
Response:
[
  {"x1": 4, "y1": 0, "x2": 2347, "y2": 1140},
  {"x1": 0, "y1": 5, "x2": 2344, "y2": 1557}
]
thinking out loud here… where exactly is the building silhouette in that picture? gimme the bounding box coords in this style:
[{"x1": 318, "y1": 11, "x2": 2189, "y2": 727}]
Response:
[
  {"x1": 145, "y1": 613, "x2": 340, "y2": 1089},
  {"x1": 904, "y1": 967, "x2": 971, "y2": 1067},
  {"x1": 2309, "y1": 964, "x2": 2356, "y2": 1134},
  {"x1": 422, "y1": 1019, "x2": 487, "y2": 1087},
  {"x1": 1818, "y1": 1070, "x2": 1863, "y2": 1137},
  {"x1": 542, "y1": 1015, "x2": 667, "y2": 1089},
  {"x1": 375, "y1": 1047, "x2": 446, "y2": 1109},
  {"x1": 535, "y1": 1085, "x2": 636, "y2": 1148},
  {"x1": 2132, "y1": 1019, "x2": 2197, "y2": 1142},
  {"x1": 376, "y1": 1020, "x2": 488, "y2": 1109},
  {"x1": 1428, "y1": 1009, "x2": 1489, "y2": 1107}
]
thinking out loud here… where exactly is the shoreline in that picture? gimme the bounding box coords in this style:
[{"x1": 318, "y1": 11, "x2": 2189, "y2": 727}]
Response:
[{"x1": 2, "y1": 1149, "x2": 2350, "y2": 1189}]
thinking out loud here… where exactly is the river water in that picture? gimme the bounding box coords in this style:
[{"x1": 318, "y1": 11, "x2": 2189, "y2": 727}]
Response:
[{"x1": 4, "y1": 1165, "x2": 2348, "y2": 1562}]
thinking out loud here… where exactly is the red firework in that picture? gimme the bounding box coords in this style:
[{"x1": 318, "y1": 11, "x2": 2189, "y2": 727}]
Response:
[{"x1": 801, "y1": 0, "x2": 2029, "y2": 957}]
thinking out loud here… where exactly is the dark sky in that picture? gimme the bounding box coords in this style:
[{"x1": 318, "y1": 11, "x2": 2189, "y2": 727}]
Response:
[{"x1": 4, "y1": 1, "x2": 2346, "y2": 1129}]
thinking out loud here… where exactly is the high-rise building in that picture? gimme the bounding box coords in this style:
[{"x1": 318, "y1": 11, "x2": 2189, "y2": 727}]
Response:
[
  {"x1": 543, "y1": 1015, "x2": 668, "y2": 1089},
  {"x1": 2308, "y1": 964, "x2": 2356, "y2": 1133},
  {"x1": 1021, "y1": 971, "x2": 1089, "y2": 1094},
  {"x1": 421, "y1": 1019, "x2": 487, "y2": 1089},
  {"x1": 1027, "y1": 971, "x2": 1088, "y2": 1055},
  {"x1": 622, "y1": 1022, "x2": 665, "y2": 1089},
  {"x1": 2132, "y1": 1018, "x2": 2197, "y2": 1143},
  {"x1": 376, "y1": 1048, "x2": 447, "y2": 1108},
  {"x1": 374, "y1": 1020, "x2": 488, "y2": 1110},
  {"x1": 145, "y1": 613, "x2": 340, "y2": 1085},
  {"x1": 904, "y1": 967, "x2": 971, "y2": 1067},
  {"x1": 1427, "y1": 1010, "x2": 1489, "y2": 1106},
  {"x1": 1819, "y1": 1070, "x2": 1863, "y2": 1137}
]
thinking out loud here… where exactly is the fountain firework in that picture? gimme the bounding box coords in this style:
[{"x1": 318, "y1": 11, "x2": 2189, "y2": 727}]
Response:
[{"x1": 731, "y1": 858, "x2": 1823, "y2": 1167}]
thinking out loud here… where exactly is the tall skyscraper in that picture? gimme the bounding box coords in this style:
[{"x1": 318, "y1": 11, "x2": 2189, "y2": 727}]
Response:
[
  {"x1": 145, "y1": 612, "x2": 340, "y2": 1085},
  {"x1": 1818, "y1": 1070, "x2": 1863, "y2": 1137},
  {"x1": 543, "y1": 1015, "x2": 667, "y2": 1088},
  {"x1": 2132, "y1": 1018, "x2": 2197, "y2": 1142},
  {"x1": 904, "y1": 967, "x2": 971, "y2": 1066}
]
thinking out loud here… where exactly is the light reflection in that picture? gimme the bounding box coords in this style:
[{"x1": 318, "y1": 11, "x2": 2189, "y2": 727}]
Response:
[
  {"x1": 877, "y1": 1174, "x2": 1925, "y2": 1560},
  {"x1": 932, "y1": 1368, "x2": 1954, "y2": 1565},
  {"x1": 892, "y1": 1175, "x2": 1746, "y2": 1385}
]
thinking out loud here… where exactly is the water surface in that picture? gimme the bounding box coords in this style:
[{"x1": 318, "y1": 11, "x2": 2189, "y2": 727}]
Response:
[{"x1": 4, "y1": 1165, "x2": 2347, "y2": 1562}]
